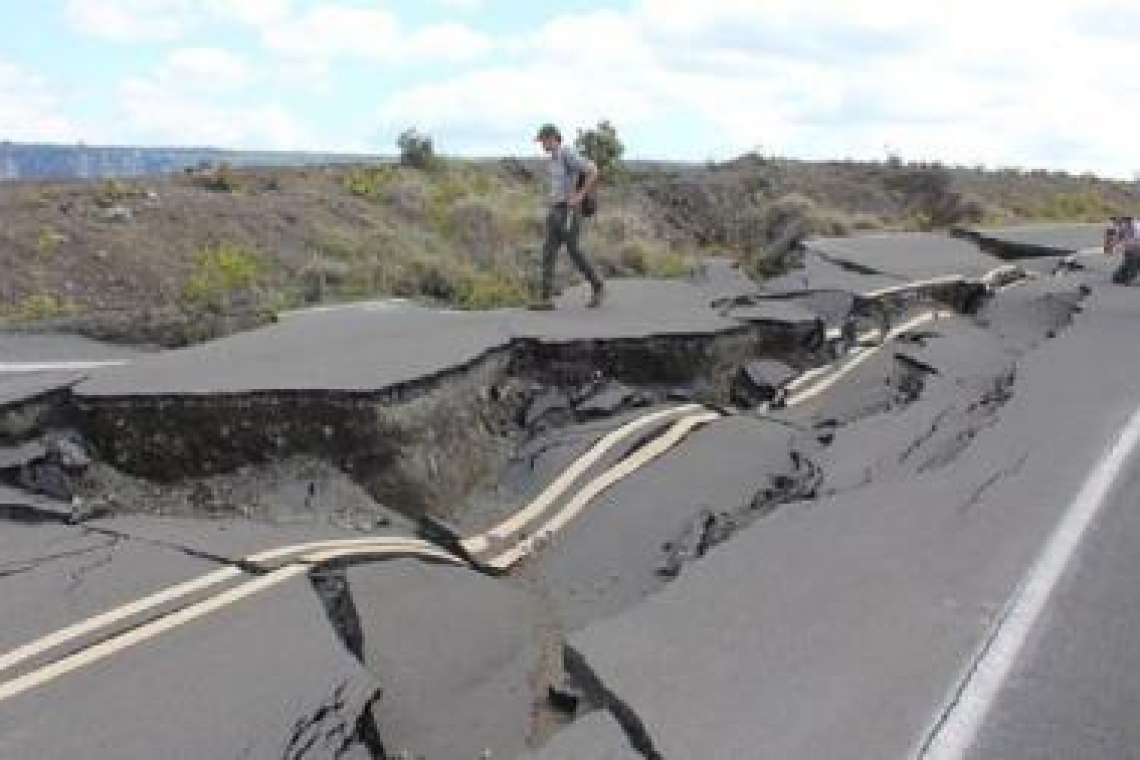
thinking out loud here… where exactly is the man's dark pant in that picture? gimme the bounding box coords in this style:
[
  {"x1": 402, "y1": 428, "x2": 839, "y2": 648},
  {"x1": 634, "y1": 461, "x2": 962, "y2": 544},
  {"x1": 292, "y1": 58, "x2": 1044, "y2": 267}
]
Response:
[
  {"x1": 1113, "y1": 248, "x2": 1140, "y2": 285},
  {"x1": 541, "y1": 204, "x2": 602, "y2": 299}
]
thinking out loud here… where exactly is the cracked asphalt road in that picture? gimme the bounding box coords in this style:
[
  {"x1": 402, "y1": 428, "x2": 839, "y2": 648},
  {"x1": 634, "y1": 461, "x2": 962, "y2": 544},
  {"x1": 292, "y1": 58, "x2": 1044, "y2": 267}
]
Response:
[{"x1": 2, "y1": 227, "x2": 1138, "y2": 759}]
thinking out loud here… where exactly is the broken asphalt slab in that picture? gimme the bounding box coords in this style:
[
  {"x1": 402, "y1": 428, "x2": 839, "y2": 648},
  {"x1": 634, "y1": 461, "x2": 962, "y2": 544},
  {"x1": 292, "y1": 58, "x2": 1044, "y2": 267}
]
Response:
[
  {"x1": 559, "y1": 283, "x2": 1140, "y2": 758},
  {"x1": 0, "y1": 570, "x2": 383, "y2": 760},
  {"x1": 803, "y1": 232, "x2": 1006, "y2": 282},
  {"x1": 523, "y1": 413, "x2": 820, "y2": 630},
  {"x1": 73, "y1": 274, "x2": 781, "y2": 396},
  {"x1": 348, "y1": 559, "x2": 538, "y2": 760},
  {"x1": 960, "y1": 222, "x2": 1104, "y2": 257}
]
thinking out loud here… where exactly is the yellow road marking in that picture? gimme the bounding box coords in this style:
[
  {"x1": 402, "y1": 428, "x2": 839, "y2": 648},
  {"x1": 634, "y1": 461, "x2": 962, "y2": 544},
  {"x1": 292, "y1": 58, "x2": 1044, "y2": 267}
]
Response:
[
  {"x1": 865, "y1": 275, "x2": 965, "y2": 299},
  {"x1": 484, "y1": 411, "x2": 721, "y2": 571},
  {"x1": 0, "y1": 564, "x2": 308, "y2": 704},
  {"x1": 247, "y1": 536, "x2": 454, "y2": 568},
  {"x1": 299, "y1": 544, "x2": 466, "y2": 566},
  {"x1": 0, "y1": 538, "x2": 465, "y2": 703},
  {"x1": 785, "y1": 310, "x2": 949, "y2": 406},
  {"x1": 461, "y1": 404, "x2": 702, "y2": 556},
  {"x1": 0, "y1": 566, "x2": 243, "y2": 679}
]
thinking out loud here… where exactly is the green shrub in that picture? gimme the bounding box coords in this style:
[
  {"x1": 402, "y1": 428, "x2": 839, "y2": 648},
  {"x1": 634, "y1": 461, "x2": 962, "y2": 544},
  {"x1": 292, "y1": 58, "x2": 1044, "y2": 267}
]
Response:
[
  {"x1": 398, "y1": 128, "x2": 436, "y2": 170},
  {"x1": 1034, "y1": 192, "x2": 1115, "y2": 221},
  {"x1": 575, "y1": 119, "x2": 624, "y2": 180},
  {"x1": 344, "y1": 165, "x2": 398, "y2": 198},
  {"x1": 4, "y1": 293, "x2": 76, "y2": 322},
  {"x1": 197, "y1": 162, "x2": 242, "y2": 193},
  {"x1": 36, "y1": 226, "x2": 66, "y2": 257},
  {"x1": 385, "y1": 253, "x2": 529, "y2": 309},
  {"x1": 94, "y1": 178, "x2": 140, "y2": 207},
  {"x1": 183, "y1": 243, "x2": 267, "y2": 310},
  {"x1": 457, "y1": 269, "x2": 530, "y2": 310}
]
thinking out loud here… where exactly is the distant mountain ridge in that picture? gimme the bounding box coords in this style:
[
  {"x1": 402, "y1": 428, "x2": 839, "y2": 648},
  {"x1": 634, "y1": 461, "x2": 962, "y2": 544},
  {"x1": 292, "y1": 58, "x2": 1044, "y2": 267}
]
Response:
[{"x1": 0, "y1": 142, "x2": 389, "y2": 181}]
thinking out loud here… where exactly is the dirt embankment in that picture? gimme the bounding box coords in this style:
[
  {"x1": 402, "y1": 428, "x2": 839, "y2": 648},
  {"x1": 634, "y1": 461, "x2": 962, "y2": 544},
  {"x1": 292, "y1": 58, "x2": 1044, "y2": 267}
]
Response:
[{"x1": 1, "y1": 156, "x2": 1135, "y2": 344}]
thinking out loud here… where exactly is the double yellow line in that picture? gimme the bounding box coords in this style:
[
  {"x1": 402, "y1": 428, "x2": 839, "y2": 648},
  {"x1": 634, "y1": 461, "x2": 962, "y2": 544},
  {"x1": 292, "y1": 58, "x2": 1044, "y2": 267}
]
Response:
[
  {"x1": 0, "y1": 537, "x2": 463, "y2": 704},
  {"x1": 462, "y1": 404, "x2": 722, "y2": 571}
]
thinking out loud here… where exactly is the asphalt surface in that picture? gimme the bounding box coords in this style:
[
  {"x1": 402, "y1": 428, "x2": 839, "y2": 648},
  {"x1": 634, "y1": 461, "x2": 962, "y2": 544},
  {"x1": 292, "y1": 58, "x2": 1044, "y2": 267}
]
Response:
[
  {"x1": 0, "y1": 569, "x2": 382, "y2": 760},
  {"x1": 2, "y1": 225, "x2": 1138, "y2": 759},
  {"x1": 75, "y1": 270, "x2": 792, "y2": 396},
  {"x1": 967, "y1": 222, "x2": 1105, "y2": 255},
  {"x1": 964, "y1": 455, "x2": 1140, "y2": 760},
  {"x1": 562, "y1": 284, "x2": 1140, "y2": 758},
  {"x1": 803, "y1": 232, "x2": 1005, "y2": 281}
]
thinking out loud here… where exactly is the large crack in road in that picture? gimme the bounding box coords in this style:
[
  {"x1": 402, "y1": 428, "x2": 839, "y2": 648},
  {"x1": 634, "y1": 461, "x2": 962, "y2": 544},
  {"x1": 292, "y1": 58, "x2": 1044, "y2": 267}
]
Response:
[{"x1": 1, "y1": 228, "x2": 1133, "y2": 759}]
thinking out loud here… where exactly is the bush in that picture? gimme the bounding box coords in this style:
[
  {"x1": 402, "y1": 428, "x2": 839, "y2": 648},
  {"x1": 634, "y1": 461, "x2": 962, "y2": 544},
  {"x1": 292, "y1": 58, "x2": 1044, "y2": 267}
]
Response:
[
  {"x1": 1035, "y1": 192, "x2": 1115, "y2": 221},
  {"x1": 197, "y1": 162, "x2": 242, "y2": 193},
  {"x1": 398, "y1": 128, "x2": 436, "y2": 170},
  {"x1": 182, "y1": 243, "x2": 267, "y2": 311},
  {"x1": 575, "y1": 119, "x2": 624, "y2": 180},
  {"x1": 385, "y1": 253, "x2": 530, "y2": 310},
  {"x1": 94, "y1": 178, "x2": 141, "y2": 208},
  {"x1": 3, "y1": 293, "x2": 75, "y2": 322},
  {"x1": 344, "y1": 165, "x2": 397, "y2": 198}
]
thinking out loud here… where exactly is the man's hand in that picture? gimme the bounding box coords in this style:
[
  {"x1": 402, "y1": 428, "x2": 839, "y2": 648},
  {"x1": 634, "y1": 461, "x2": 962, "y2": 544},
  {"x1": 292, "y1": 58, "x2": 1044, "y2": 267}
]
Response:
[{"x1": 567, "y1": 192, "x2": 584, "y2": 207}]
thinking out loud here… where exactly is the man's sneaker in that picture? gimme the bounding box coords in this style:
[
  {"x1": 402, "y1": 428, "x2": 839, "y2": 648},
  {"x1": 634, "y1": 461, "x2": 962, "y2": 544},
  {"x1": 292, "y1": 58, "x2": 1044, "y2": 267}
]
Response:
[
  {"x1": 527, "y1": 299, "x2": 556, "y2": 311},
  {"x1": 587, "y1": 285, "x2": 605, "y2": 308}
]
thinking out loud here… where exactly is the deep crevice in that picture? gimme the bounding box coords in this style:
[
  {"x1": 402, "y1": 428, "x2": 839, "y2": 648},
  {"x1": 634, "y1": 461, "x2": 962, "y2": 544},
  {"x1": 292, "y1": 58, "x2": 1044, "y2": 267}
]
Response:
[{"x1": 563, "y1": 644, "x2": 662, "y2": 760}]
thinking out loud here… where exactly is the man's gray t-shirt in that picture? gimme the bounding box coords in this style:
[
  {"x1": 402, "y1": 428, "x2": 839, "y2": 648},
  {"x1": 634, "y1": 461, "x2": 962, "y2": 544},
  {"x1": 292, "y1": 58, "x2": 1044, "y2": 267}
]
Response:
[{"x1": 548, "y1": 145, "x2": 591, "y2": 205}]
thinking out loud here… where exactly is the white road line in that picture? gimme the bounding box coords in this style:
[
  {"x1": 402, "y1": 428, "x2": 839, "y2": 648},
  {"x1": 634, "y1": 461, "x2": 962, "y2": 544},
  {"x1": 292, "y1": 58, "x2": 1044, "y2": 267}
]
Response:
[
  {"x1": 786, "y1": 310, "x2": 948, "y2": 406},
  {"x1": 484, "y1": 411, "x2": 721, "y2": 571},
  {"x1": 0, "y1": 537, "x2": 463, "y2": 698},
  {"x1": 461, "y1": 404, "x2": 702, "y2": 556},
  {"x1": 920, "y1": 404, "x2": 1140, "y2": 759},
  {"x1": 0, "y1": 361, "x2": 127, "y2": 373}
]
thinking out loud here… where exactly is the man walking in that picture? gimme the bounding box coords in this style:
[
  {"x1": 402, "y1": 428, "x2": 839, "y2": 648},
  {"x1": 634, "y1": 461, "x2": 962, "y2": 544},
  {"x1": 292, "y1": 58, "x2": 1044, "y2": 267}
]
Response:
[
  {"x1": 1110, "y1": 215, "x2": 1140, "y2": 285},
  {"x1": 530, "y1": 123, "x2": 605, "y2": 310}
]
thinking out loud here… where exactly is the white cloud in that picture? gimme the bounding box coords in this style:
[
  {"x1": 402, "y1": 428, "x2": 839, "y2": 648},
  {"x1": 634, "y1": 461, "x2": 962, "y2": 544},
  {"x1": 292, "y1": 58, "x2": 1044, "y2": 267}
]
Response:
[
  {"x1": 261, "y1": 6, "x2": 400, "y2": 58},
  {"x1": 261, "y1": 6, "x2": 492, "y2": 64},
  {"x1": 0, "y1": 59, "x2": 81, "y2": 142},
  {"x1": 65, "y1": 0, "x2": 293, "y2": 40},
  {"x1": 64, "y1": 0, "x2": 202, "y2": 41},
  {"x1": 114, "y1": 49, "x2": 307, "y2": 149},
  {"x1": 373, "y1": 0, "x2": 1139, "y2": 175},
  {"x1": 208, "y1": 0, "x2": 293, "y2": 27},
  {"x1": 376, "y1": 65, "x2": 659, "y2": 154},
  {"x1": 404, "y1": 23, "x2": 494, "y2": 62},
  {"x1": 435, "y1": 0, "x2": 485, "y2": 12},
  {"x1": 162, "y1": 48, "x2": 258, "y2": 93},
  {"x1": 118, "y1": 74, "x2": 310, "y2": 149}
]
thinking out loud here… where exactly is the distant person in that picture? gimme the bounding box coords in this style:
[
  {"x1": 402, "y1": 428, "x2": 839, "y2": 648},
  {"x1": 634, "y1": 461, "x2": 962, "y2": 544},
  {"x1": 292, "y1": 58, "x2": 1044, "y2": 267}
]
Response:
[
  {"x1": 1104, "y1": 216, "x2": 1119, "y2": 253},
  {"x1": 1110, "y1": 215, "x2": 1140, "y2": 284},
  {"x1": 528, "y1": 123, "x2": 605, "y2": 310}
]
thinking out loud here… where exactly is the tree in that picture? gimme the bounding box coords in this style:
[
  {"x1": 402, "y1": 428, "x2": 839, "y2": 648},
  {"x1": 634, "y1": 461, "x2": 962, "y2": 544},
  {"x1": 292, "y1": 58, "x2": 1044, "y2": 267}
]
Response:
[
  {"x1": 575, "y1": 120, "x2": 624, "y2": 180},
  {"x1": 397, "y1": 128, "x2": 435, "y2": 170}
]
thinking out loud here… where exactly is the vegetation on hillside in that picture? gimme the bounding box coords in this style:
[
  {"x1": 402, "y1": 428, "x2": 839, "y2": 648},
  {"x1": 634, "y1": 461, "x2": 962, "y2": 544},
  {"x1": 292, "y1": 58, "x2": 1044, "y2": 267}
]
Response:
[{"x1": 1, "y1": 131, "x2": 1137, "y2": 343}]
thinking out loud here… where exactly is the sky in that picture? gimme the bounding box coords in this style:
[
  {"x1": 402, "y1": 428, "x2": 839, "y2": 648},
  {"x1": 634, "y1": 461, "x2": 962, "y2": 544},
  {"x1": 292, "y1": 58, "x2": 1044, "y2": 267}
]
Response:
[{"x1": 1, "y1": 0, "x2": 1136, "y2": 177}]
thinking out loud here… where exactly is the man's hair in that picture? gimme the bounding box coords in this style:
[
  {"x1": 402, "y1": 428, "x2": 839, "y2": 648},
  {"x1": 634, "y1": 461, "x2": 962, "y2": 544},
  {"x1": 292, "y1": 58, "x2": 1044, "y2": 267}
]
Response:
[{"x1": 536, "y1": 123, "x2": 561, "y2": 141}]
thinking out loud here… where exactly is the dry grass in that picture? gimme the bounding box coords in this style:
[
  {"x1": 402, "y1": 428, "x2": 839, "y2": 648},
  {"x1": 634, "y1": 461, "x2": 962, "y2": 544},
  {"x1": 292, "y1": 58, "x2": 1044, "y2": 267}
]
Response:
[{"x1": 2, "y1": 156, "x2": 1137, "y2": 333}]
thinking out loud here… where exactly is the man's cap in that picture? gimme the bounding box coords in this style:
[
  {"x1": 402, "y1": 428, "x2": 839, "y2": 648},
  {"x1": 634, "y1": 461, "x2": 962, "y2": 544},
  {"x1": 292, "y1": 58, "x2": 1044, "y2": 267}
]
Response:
[{"x1": 535, "y1": 123, "x2": 560, "y2": 141}]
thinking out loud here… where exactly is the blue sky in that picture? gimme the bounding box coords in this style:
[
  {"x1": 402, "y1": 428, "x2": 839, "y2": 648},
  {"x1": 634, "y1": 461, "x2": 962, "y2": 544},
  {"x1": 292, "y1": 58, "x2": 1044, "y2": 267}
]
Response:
[{"x1": 1, "y1": 0, "x2": 1136, "y2": 177}]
